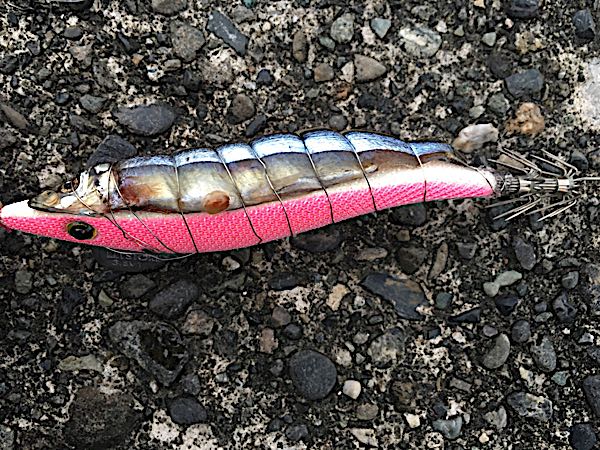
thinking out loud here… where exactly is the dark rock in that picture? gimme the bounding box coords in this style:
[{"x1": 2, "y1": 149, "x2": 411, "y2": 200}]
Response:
[
  {"x1": 432, "y1": 417, "x2": 463, "y2": 440},
  {"x1": 531, "y1": 335, "x2": 557, "y2": 372},
  {"x1": 152, "y1": 0, "x2": 187, "y2": 15},
  {"x1": 0, "y1": 55, "x2": 18, "y2": 74},
  {"x1": 488, "y1": 52, "x2": 514, "y2": 79},
  {"x1": 55, "y1": 286, "x2": 84, "y2": 326},
  {"x1": 93, "y1": 59, "x2": 118, "y2": 91},
  {"x1": 573, "y1": 10, "x2": 596, "y2": 41},
  {"x1": 55, "y1": 91, "x2": 71, "y2": 105},
  {"x1": 588, "y1": 346, "x2": 600, "y2": 365},
  {"x1": 513, "y1": 236, "x2": 536, "y2": 270},
  {"x1": 511, "y1": 320, "x2": 531, "y2": 344},
  {"x1": 288, "y1": 350, "x2": 337, "y2": 400},
  {"x1": 91, "y1": 247, "x2": 165, "y2": 272},
  {"x1": 245, "y1": 114, "x2": 267, "y2": 137},
  {"x1": 121, "y1": 274, "x2": 156, "y2": 299},
  {"x1": 87, "y1": 135, "x2": 137, "y2": 168},
  {"x1": 506, "y1": 0, "x2": 539, "y2": 19},
  {"x1": 482, "y1": 333, "x2": 511, "y2": 369},
  {"x1": 448, "y1": 307, "x2": 481, "y2": 324},
  {"x1": 569, "y1": 423, "x2": 597, "y2": 450},
  {"x1": 114, "y1": 104, "x2": 176, "y2": 136},
  {"x1": 562, "y1": 271, "x2": 580, "y2": 289},
  {"x1": 256, "y1": 69, "x2": 273, "y2": 86},
  {"x1": 267, "y1": 418, "x2": 285, "y2": 432},
  {"x1": 495, "y1": 294, "x2": 519, "y2": 316},
  {"x1": 291, "y1": 227, "x2": 343, "y2": 253},
  {"x1": 283, "y1": 323, "x2": 303, "y2": 340},
  {"x1": 149, "y1": 280, "x2": 198, "y2": 319},
  {"x1": 292, "y1": 30, "x2": 308, "y2": 63},
  {"x1": 64, "y1": 387, "x2": 141, "y2": 450},
  {"x1": 505, "y1": 69, "x2": 544, "y2": 98},
  {"x1": 64, "y1": 26, "x2": 83, "y2": 40},
  {"x1": 570, "y1": 150, "x2": 589, "y2": 171},
  {"x1": 361, "y1": 273, "x2": 426, "y2": 321},
  {"x1": 396, "y1": 246, "x2": 427, "y2": 274},
  {"x1": 168, "y1": 396, "x2": 207, "y2": 425},
  {"x1": 285, "y1": 424, "x2": 309, "y2": 442},
  {"x1": 0, "y1": 103, "x2": 30, "y2": 130},
  {"x1": 435, "y1": 292, "x2": 453, "y2": 310},
  {"x1": 456, "y1": 241, "x2": 477, "y2": 259},
  {"x1": 80, "y1": 94, "x2": 106, "y2": 114},
  {"x1": 170, "y1": 21, "x2": 205, "y2": 62},
  {"x1": 553, "y1": 292, "x2": 578, "y2": 322},
  {"x1": 390, "y1": 203, "x2": 427, "y2": 226},
  {"x1": 181, "y1": 373, "x2": 201, "y2": 395},
  {"x1": 183, "y1": 70, "x2": 201, "y2": 92},
  {"x1": 207, "y1": 10, "x2": 248, "y2": 56},
  {"x1": 229, "y1": 94, "x2": 255, "y2": 123},
  {"x1": 108, "y1": 320, "x2": 189, "y2": 386},
  {"x1": 328, "y1": 114, "x2": 348, "y2": 131},
  {"x1": 269, "y1": 272, "x2": 300, "y2": 290},
  {"x1": 507, "y1": 392, "x2": 552, "y2": 421},
  {"x1": 583, "y1": 375, "x2": 600, "y2": 417}
]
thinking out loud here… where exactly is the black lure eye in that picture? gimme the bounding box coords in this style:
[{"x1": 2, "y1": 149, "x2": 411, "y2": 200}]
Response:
[{"x1": 66, "y1": 221, "x2": 97, "y2": 240}]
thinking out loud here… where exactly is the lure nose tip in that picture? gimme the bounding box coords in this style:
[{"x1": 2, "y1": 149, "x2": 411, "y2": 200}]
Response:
[{"x1": 0, "y1": 201, "x2": 12, "y2": 231}]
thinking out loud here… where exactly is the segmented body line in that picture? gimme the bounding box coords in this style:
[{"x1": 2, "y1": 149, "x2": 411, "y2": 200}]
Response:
[
  {"x1": 343, "y1": 133, "x2": 379, "y2": 212},
  {"x1": 302, "y1": 140, "x2": 335, "y2": 224},
  {"x1": 174, "y1": 161, "x2": 200, "y2": 254},
  {"x1": 409, "y1": 144, "x2": 427, "y2": 203}
]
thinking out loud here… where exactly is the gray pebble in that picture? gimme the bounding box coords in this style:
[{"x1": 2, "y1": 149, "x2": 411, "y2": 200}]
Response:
[
  {"x1": 553, "y1": 292, "x2": 578, "y2": 322},
  {"x1": 506, "y1": 0, "x2": 539, "y2": 19},
  {"x1": 484, "y1": 406, "x2": 507, "y2": 429},
  {"x1": 181, "y1": 373, "x2": 201, "y2": 395},
  {"x1": 505, "y1": 69, "x2": 544, "y2": 98},
  {"x1": 367, "y1": 328, "x2": 406, "y2": 367},
  {"x1": 435, "y1": 292, "x2": 453, "y2": 310},
  {"x1": 291, "y1": 228, "x2": 342, "y2": 253},
  {"x1": 488, "y1": 92, "x2": 510, "y2": 115},
  {"x1": 328, "y1": 114, "x2": 347, "y2": 131},
  {"x1": 330, "y1": 13, "x2": 354, "y2": 44},
  {"x1": 87, "y1": 135, "x2": 137, "y2": 169},
  {"x1": 399, "y1": 26, "x2": 442, "y2": 58},
  {"x1": 288, "y1": 350, "x2": 337, "y2": 400},
  {"x1": 207, "y1": 10, "x2": 248, "y2": 56},
  {"x1": 482, "y1": 333, "x2": 511, "y2": 369},
  {"x1": 170, "y1": 21, "x2": 205, "y2": 62},
  {"x1": 168, "y1": 396, "x2": 207, "y2": 425},
  {"x1": 495, "y1": 294, "x2": 519, "y2": 316},
  {"x1": 292, "y1": 30, "x2": 307, "y2": 62},
  {"x1": 0, "y1": 425, "x2": 14, "y2": 450},
  {"x1": 354, "y1": 55, "x2": 386, "y2": 82},
  {"x1": 432, "y1": 416, "x2": 463, "y2": 440},
  {"x1": 64, "y1": 26, "x2": 83, "y2": 40},
  {"x1": 396, "y1": 246, "x2": 427, "y2": 274},
  {"x1": 314, "y1": 63, "x2": 334, "y2": 82},
  {"x1": 152, "y1": 0, "x2": 187, "y2": 15},
  {"x1": 79, "y1": 94, "x2": 106, "y2": 114},
  {"x1": 456, "y1": 241, "x2": 477, "y2": 260},
  {"x1": 370, "y1": 18, "x2": 391, "y2": 39},
  {"x1": 114, "y1": 104, "x2": 176, "y2": 136},
  {"x1": 448, "y1": 307, "x2": 481, "y2": 324},
  {"x1": 569, "y1": 423, "x2": 597, "y2": 450},
  {"x1": 362, "y1": 273, "x2": 426, "y2": 321},
  {"x1": 573, "y1": 9, "x2": 596, "y2": 41},
  {"x1": 318, "y1": 36, "x2": 336, "y2": 51},
  {"x1": 562, "y1": 271, "x2": 579, "y2": 289},
  {"x1": 531, "y1": 335, "x2": 557, "y2": 372},
  {"x1": 14, "y1": 269, "x2": 33, "y2": 294},
  {"x1": 390, "y1": 203, "x2": 427, "y2": 226},
  {"x1": 506, "y1": 391, "x2": 553, "y2": 422},
  {"x1": 121, "y1": 274, "x2": 156, "y2": 299},
  {"x1": 551, "y1": 371, "x2": 569, "y2": 386},
  {"x1": 513, "y1": 236, "x2": 537, "y2": 270},
  {"x1": 482, "y1": 32, "x2": 497, "y2": 47},
  {"x1": 229, "y1": 94, "x2": 255, "y2": 123},
  {"x1": 149, "y1": 280, "x2": 198, "y2": 319},
  {"x1": 285, "y1": 424, "x2": 309, "y2": 442},
  {"x1": 271, "y1": 306, "x2": 291, "y2": 328},
  {"x1": 511, "y1": 319, "x2": 531, "y2": 343},
  {"x1": 583, "y1": 375, "x2": 600, "y2": 418}
]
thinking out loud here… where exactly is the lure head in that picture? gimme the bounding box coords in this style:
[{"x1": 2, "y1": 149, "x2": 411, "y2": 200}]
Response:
[{"x1": 28, "y1": 165, "x2": 113, "y2": 216}]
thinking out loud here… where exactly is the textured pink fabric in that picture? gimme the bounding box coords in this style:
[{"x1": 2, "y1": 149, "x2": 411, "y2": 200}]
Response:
[{"x1": 2, "y1": 172, "x2": 495, "y2": 253}]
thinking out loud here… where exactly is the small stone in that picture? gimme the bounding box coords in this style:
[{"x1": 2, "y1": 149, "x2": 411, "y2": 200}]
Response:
[
  {"x1": 229, "y1": 94, "x2": 255, "y2": 124},
  {"x1": 404, "y1": 413, "x2": 421, "y2": 428},
  {"x1": 482, "y1": 32, "x2": 497, "y2": 47},
  {"x1": 362, "y1": 273, "x2": 426, "y2": 321},
  {"x1": 396, "y1": 246, "x2": 427, "y2": 274},
  {"x1": 271, "y1": 306, "x2": 291, "y2": 327},
  {"x1": 181, "y1": 374, "x2": 201, "y2": 395},
  {"x1": 495, "y1": 294, "x2": 519, "y2": 316},
  {"x1": 256, "y1": 69, "x2": 273, "y2": 86},
  {"x1": 328, "y1": 114, "x2": 348, "y2": 131},
  {"x1": 583, "y1": 375, "x2": 600, "y2": 417},
  {"x1": 354, "y1": 55, "x2": 386, "y2": 82},
  {"x1": 562, "y1": 271, "x2": 579, "y2": 289},
  {"x1": 14, "y1": 269, "x2": 33, "y2": 294},
  {"x1": 356, "y1": 404, "x2": 379, "y2": 421},
  {"x1": 285, "y1": 424, "x2": 309, "y2": 442},
  {"x1": 283, "y1": 323, "x2": 303, "y2": 340},
  {"x1": 506, "y1": 102, "x2": 545, "y2": 135},
  {"x1": 531, "y1": 335, "x2": 557, "y2": 372},
  {"x1": 64, "y1": 387, "x2": 141, "y2": 449},
  {"x1": 350, "y1": 428, "x2": 378, "y2": 447},
  {"x1": 330, "y1": 13, "x2": 354, "y2": 43},
  {"x1": 121, "y1": 274, "x2": 156, "y2": 299},
  {"x1": 108, "y1": 321, "x2": 189, "y2": 386},
  {"x1": 553, "y1": 292, "x2": 578, "y2": 322},
  {"x1": 370, "y1": 18, "x2": 391, "y2": 39},
  {"x1": 570, "y1": 151, "x2": 589, "y2": 171},
  {"x1": 496, "y1": 270, "x2": 523, "y2": 287},
  {"x1": 367, "y1": 329, "x2": 406, "y2": 366},
  {"x1": 259, "y1": 328, "x2": 278, "y2": 354},
  {"x1": 552, "y1": 371, "x2": 569, "y2": 386},
  {"x1": 433, "y1": 417, "x2": 463, "y2": 440},
  {"x1": 435, "y1": 292, "x2": 453, "y2": 310},
  {"x1": 98, "y1": 290, "x2": 114, "y2": 307},
  {"x1": 170, "y1": 22, "x2": 205, "y2": 62},
  {"x1": 399, "y1": 26, "x2": 442, "y2": 58},
  {"x1": 114, "y1": 104, "x2": 176, "y2": 136},
  {"x1": 513, "y1": 237, "x2": 537, "y2": 270},
  {"x1": 80, "y1": 94, "x2": 106, "y2": 114},
  {"x1": 456, "y1": 242, "x2": 477, "y2": 259},
  {"x1": 149, "y1": 280, "x2": 198, "y2": 319},
  {"x1": 488, "y1": 93, "x2": 510, "y2": 116},
  {"x1": 343, "y1": 380, "x2": 362, "y2": 399},
  {"x1": 314, "y1": 63, "x2": 334, "y2": 82},
  {"x1": 505, "y1": 69, "x2": 544, "y2": 98},
  {"x1": 485, "y1": 406, "x2": 508, "y2": 429},
  {"x1": 327, "y1": 284, "x2": 349, "y2": 311},
  {"x1": 0, "y1": 425, "x2": 14, "y2": 449},
  {"x1": 86, "y1": 135, "x2": 137, "y2": 168},
  {"x1": 569, "y1": 423, "x2": 597, "y2": 450},
  {"x1": 292, "y1": 30, "x2": 308, "y2": 63},
  {"x1": 0, "y1": 103, "x2": 29, "y2": 130},
  {"x1": 182, "y1": 309, "x2": 214, "y2": 336},
  {"x1": 245, "y1": 114, "x2": 267, "y2": 138},
  {"x1": 482, "y1": 333, "x2": 511, "y2": 369},
  {"x1": 59, "y1": 355, "x2": 103, "y2": 373},
  {"x1": 288, "y1": 350, "x2": 337, "y2": 400},
  {"x1": 449, "y1": 377, "x2": 472, "y2": 392},
  {"x1": 168, "y1": 396, "x2": 207, "y2": 425},
  {"x1": 390, "y1": 203, "x2": 427, "y2": 226},
  {"x1": 452, "y1": 123, "x2": 499, "y2": 153},
  {"x1": 152, "y1": 0, "x2": 187, "y2": 15},
  {"x1": 0, "y1": 55, "x2": 18, "y2": 75},
  {"x1": 507, "y1": 392, "x2": 552, "y2": 421},
  {"x1": 319, "y1": 36, "x2": 336, "y2": 51},
  {"x1": 573, "y1": 9, "x2": 596, "y2": 41},
  {"x1": 469, "y1": 105, "x2": 485, "y2": 119},
  {"x1": 448, "y1": 307, "x2": 481, "y2": 324},
  {"x1": 506, "y1": 0, "x2": 539, "y2": 19},
  {"x1": 207, "y1": 10, "x2": 248, "y2": 56},
  {"x1": 64, "y1": 26, "x2": 83, "y2": 40},
  {"x1": 269, "y1": 272, "x2": 299, "y2": 290},
  {"x1": 291, "y1": 227, "x2": 343, "y2": 253}
]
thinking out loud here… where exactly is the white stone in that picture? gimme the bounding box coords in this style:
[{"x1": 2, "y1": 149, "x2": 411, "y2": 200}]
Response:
[
  {"x1": 405, "y1": 413, "x2": 421, "y2": 428},
  {"x1": 343, "y1": 380, "x2": 362, "y2": 399}
]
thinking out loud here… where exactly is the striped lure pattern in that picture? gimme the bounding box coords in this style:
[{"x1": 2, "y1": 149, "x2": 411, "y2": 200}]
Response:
[{"x1": 1, "y1": 131, "x2": 498, "y2": 254}]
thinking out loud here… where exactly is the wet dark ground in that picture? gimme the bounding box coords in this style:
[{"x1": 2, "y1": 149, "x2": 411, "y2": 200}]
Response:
[{"x1": 1, "y1": 0, "x2": 600, "y2": 448}]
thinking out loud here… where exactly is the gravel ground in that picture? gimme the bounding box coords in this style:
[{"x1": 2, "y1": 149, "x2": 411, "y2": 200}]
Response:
[{"x1": 1, "y1": 0, "x2": 600, "y2": 449}]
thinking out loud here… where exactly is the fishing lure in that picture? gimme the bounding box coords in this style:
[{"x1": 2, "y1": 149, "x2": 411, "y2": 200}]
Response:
[{"x1": 0, "y1": 130, "x2": 589, "y2": 255}]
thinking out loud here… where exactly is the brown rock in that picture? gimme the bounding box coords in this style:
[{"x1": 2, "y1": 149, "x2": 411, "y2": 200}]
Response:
[{"x1": 506, "y1": 102, "x2": 545, "y2": 135}]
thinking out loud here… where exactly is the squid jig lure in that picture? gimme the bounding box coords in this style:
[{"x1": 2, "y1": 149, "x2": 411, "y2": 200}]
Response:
[{"x1": 0, "y1": 130, "x2": 593, "y2": 255}]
